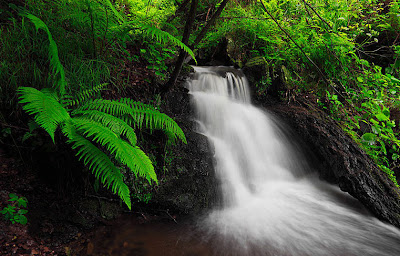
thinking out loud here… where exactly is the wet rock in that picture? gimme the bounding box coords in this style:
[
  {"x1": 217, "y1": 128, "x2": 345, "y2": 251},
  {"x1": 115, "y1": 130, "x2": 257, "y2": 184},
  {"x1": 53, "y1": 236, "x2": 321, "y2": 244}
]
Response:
[
  {"x1": 99, "y1": 200, "x2": 122, "y2": 220},
  {"x1": 151, "y1": 87, "x2": 218, "y2": 215},
  {"x1": 266, "y1": 101, "x2": 400, "y2": 228}
]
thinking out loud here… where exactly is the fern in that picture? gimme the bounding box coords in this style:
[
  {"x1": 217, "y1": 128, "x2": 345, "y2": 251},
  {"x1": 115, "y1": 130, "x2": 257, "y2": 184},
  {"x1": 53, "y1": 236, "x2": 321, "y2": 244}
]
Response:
[
  {"x1": 64, "y1": 83, "x2": 108, "y2": 107},
  {"x1": 76, "y1": 98, "x2": 187, "y2": 144},
  {"x1": 18, "y1": 87, "x2": 69, "y2": 142},
  {"x1": 75, "y1": 99, "x2": 136, "y2": 116},
  {"x1": 17, "y1": 2, "x2": 187, "y2": 210},
  {"x1": 119, "y1": 98, "x2": 186, "y2": 143},
  {"x1": 72, "y1": 117, "x2": 157, "y2": 182},
  {"x1": 62, "y1": 121, "x2": 131, "y2": 207},
  {"x1": 75, "y1": 110, "x2": 138, "y2": 145},
  {"x1": 19, "y1": 86, "x2": 186, "y2": 210},
  {"x1": 55, "y1": 0, "x2": 196, "y2": 64},
  {"x1": 139, "y1": 24, "x2": 197, "y2": 63},
  {"x1": 20, "y1": 12, "x2": 67, "y2": 96}
]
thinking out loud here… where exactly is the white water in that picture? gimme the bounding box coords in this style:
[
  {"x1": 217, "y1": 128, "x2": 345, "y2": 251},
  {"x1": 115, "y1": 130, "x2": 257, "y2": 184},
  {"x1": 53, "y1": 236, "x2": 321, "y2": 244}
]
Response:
[{"x1": 188, "y1": 66, "x2": 400, "y2": 256}]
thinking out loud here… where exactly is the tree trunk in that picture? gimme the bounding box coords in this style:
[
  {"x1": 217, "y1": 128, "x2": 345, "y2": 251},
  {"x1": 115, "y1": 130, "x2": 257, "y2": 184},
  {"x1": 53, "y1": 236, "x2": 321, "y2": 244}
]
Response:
[
  {"x1": 162, "y1": 0, "x2": 230, "y2": 94},
  {"x1": 190, "y1": 0, "x2": 229, "y2": 49},
  {"x1": 166, "y1": 0, "x2": 191, "y2": 23},
  {"x1": 161, "y1": 0, "x2": 198, "y2": 94}
]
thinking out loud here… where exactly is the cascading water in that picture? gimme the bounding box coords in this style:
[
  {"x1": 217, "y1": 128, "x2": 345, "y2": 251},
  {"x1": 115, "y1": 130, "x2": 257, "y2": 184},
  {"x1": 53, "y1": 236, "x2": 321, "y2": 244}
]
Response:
[{"x1": 188, "y1": 66, "x2": 400, "y2": 256}]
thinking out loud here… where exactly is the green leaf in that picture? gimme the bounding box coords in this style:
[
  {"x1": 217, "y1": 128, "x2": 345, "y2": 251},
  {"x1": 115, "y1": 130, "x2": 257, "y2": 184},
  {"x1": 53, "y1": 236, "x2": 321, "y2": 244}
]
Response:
[
  {"x1": 13, "y1": 215, "x2": 28, "y2": 225},
  {"x1": 372, "y1": 125, "x2": 381, "y2": 134},
  {"x1": 139, "y1": 24, "x2": 197, "y2": 63},
  {"x1": 391, "y1": 77, "x2": 400, "y2": 83},
  {"x1": 387, "y1": 121, "x2": 396, "y2": 128},
  {"x1": 18, "y1": 209, "x2": 28, "y2": 215},
  {"x1": 379, "y1": 140, "x2": 387, "y2": 155},
  {"x1": 357, "y1": 77, "x2": 364, "y2": 83},
  {"x1": 18, "y1": 87, "x2": 70, "y2": 142},
  {"x1": 20, "y1": 12, "x2": 66, "y2": 96},
  {"x1": 8, "y1": 193, "x2": 18, "y2": 201},
  {"x1": 370, "y1": 118, "x2": 379, "y2": 125},
  {"x1": 61, "y1": 121, "x2": 132, "y2": 210},
  {"x1": 361, "y1": 133, "x2": 376, "y2": 145},
  {"x1": 383, "y1": 109, "x2": 390, "y2": 117},
  {"x1": 16, "y1": 197, "x2": 28, "y2": 208},
  {"x1": 376, "y1": 113, "x2": 389, "y2": 121},
  {"x1": 73, "y1": 117, "x2": 157, "y2": 183}
]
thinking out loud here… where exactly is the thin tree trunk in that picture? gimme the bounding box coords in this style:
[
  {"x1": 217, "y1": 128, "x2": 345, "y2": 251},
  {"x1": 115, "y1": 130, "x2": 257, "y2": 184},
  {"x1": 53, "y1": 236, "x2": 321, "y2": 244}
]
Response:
[
  {"x1": 190, "y1": 0, "x2": 229, "y2": 48},
  {"x1": 162, "y1": 0, "x2": 198, "y2": 94},
  {"x1": 166, "y1": 0, "x2": 191, "y2": 23}
]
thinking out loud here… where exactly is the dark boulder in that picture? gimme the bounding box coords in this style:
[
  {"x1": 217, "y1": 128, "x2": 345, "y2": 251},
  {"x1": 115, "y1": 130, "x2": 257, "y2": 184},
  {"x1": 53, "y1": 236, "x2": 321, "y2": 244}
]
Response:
[
  {"x1": 151, "y1": 87, "x2": 218, "y2": 215},
  {"x1": 266, "y1": 100, "x2": 400, "y2": 228}
]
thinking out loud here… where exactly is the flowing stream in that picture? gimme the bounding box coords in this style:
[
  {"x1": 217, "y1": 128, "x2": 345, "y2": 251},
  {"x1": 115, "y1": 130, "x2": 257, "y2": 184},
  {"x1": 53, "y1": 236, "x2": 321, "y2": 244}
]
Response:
[
  {"x1": 74, "y1": 66, "x2": 400, "y2": 256},
  {"x1": 188, "y1": 66, "x2": 400, "y2": 256}
]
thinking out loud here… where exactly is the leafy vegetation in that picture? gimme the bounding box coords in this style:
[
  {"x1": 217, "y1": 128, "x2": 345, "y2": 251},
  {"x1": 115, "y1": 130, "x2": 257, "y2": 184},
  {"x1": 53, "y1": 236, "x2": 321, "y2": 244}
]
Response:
[
  {"x1": 1, "y1": 0, "x2": 400, "y2": 214},
  {"x1": 15, "y1": 12, "x2": 186, "y2": 209},
  {"x1": 1, "y1": 194, "x2": 28, "y2": 225}
]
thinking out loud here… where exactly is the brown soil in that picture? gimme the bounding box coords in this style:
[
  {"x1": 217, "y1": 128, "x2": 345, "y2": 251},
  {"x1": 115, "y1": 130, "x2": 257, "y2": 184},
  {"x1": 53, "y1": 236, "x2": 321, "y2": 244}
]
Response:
[{"x1": 0, "y1": 147, "x2": 64, "y2": 255}]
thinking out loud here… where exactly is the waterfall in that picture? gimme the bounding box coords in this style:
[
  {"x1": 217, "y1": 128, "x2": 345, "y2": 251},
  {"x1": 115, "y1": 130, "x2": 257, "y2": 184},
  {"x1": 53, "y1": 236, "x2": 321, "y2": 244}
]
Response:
[{"x1": 187, "y1": 66, "x2": 400, "y2": 256}]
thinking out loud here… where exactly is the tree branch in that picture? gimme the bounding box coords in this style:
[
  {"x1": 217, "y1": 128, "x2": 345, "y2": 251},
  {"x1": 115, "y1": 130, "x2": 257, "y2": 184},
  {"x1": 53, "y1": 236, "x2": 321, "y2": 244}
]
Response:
[
  {"x1": 190, "y1": 0, "x2": 230, "y2": 48},
  {"x1": 259, "y1": 0, "x2": 329, "y2": 85},
  {"x1": 166, "y1": 0, "x2": 191, "y2": 23},
  {"x1": 301, "y1": 0, "x2": 332, "y2": 30},
  {"x1": 162, "y1": 0, "x2": 198, "y2": 94}
]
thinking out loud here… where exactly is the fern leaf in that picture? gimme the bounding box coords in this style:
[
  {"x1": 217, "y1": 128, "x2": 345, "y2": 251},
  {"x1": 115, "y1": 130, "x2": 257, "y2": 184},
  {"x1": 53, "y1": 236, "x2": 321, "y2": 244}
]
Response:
[
  {"x1": 63, "y1": 83, "x2": 107, "y2": 107},
  {"x1": 20, "y1": 12, "x2": 67, "y2": 96},
  {"x1": 103, "y1": 0, "x2": 125, "y2": 23},
  {"x1": 78, "y1": 98, "x2": 186, "y2": 144},
  {"x1": 72, "y1": 117, "x2": 158, "y2": 183},
  {"x1": 75, "y1": 99, "x2": 135, "y2": 116},
  {"x1": 139, "y1": 24, "x2": 197, "y2": 63},
  {"x1": 18, "y1": 87, "x2": 70, "y2": 142},
  {"x1": 119, "y1": 98, "x2": 187, "y2": 144},
  {"x1": 62, "y1": 121, "x2": 132, "y2": 209},
  {"x1": 74, "y1": 110, "x2": 137, "y2": 145}
]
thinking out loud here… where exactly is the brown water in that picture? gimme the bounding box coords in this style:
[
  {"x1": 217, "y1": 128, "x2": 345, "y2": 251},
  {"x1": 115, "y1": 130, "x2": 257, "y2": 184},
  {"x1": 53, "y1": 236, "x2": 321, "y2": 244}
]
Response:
[{"x1": 70, "y1": 215, "x2": 212, "y2": 256}]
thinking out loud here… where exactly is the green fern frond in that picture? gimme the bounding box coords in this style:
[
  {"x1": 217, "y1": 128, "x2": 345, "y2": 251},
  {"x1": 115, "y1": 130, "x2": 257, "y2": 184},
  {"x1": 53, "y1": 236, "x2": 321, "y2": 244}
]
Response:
[
  {"x1": 118, "y1": 98, "x2": 157, "y2": 111},
  {"x1": 76, "y1": 99, "x2": 135, "y2": 116},
  {"x1": 62, "y1": 121, "x2": 132, "y2": 209},
  {"x1": 139, "y1": 24, "x2": 197, "y2": 63},
  {"x1": 119, "y1": 98, "x2": 186, "y2": 144},
  {"x1": 72, "y1": 117, "x2": 157, "y2": 183},
  {"x1": 103, "y1": 0, "x2": 124, "y2": 23},
  {"x1": 64, "y1": 83, "x2": 108, "y2": 107},
  {"x1": 18, "y1": 87, "x2": 70, "y2": 142},
  {"x1": 131, "y1": 109, "x2": 186, "y2": 144},
  {"x1": 74, "y1": 110, "x2": 137, "y2": 145},
  {"x1": 20, "y1": 12, "x2": 67, "y2": 96},
  {"x1": 77, "y1": 98, "x2": 186, "y2": 144}
]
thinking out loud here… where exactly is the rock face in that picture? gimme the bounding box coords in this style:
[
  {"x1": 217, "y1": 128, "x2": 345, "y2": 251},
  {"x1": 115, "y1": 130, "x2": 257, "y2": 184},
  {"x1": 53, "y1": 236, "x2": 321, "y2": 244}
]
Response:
[
  {"x1": 152, "y1": 87, "x2": 218, "y2": 215},
  {"x1": 266, "y1": 101, "x2": 400, "y2": 228}
]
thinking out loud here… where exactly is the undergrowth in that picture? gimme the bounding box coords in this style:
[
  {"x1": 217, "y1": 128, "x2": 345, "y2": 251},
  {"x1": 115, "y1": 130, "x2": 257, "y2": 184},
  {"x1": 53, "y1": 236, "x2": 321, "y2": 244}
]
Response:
[{"x1": 196, "y1": 0, "x2": 400, "y2": 186}]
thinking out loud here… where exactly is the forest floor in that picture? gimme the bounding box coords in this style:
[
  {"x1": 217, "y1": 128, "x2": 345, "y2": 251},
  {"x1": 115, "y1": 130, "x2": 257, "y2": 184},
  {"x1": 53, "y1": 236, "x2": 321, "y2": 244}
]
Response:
[
  {"x1": 0, "y1": 145, "x2": 185, "y2": 256},
  {"x1": 0, "y1": 147, "x2": 64, "y2": 255}
]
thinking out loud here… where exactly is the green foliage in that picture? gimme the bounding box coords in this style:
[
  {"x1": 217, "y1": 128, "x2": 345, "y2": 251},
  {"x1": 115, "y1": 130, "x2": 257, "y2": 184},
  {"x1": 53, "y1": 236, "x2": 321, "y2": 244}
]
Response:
[
  {"x1": 139, "y1": 24, "x2": 196, "y2": 62},
  {"x1": 20, "y1": 12, "x2": 67, "y2": 96},
  {"x1": 18, "y1": 87, "x2": 186, "y2": 209},
  {"x1": 1, "y1": 194, "x2": 28, "y2": 225},
  {"x1": 58, "y1": 0, "x2": 195, "y2": 67},
  {"x1": 15, "y1": 8, "x2": 186, "y2": 210},
  {"x1": 338, "y1": 64, "x2": 400, "y2": 187}
]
